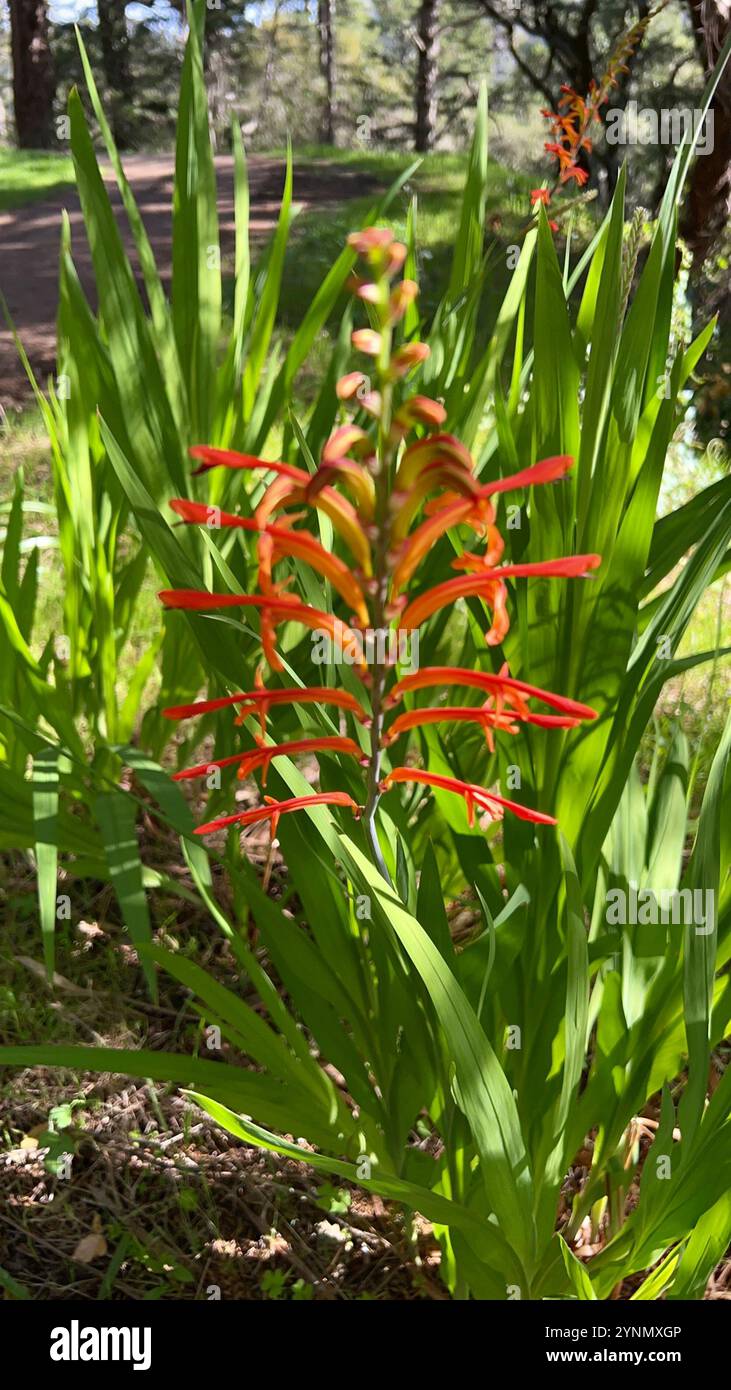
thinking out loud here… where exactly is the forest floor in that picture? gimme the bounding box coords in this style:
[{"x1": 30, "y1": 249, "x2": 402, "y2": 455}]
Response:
[{"x1": 0, "y1": 830, "x2": 463, "y2": 1302}]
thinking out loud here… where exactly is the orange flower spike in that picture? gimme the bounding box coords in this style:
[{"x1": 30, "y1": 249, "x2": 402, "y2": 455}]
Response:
[
  {"x1": 195, "y1": 792, "x2": 361, "y2": 837},
  {"x1": 165, "y1": 230, "x2": 603, "y2": 847}
]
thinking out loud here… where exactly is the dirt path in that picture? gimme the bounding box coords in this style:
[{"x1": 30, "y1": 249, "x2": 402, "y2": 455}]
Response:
[{"x1": 0, "y1": 153, "x2": 376, "y2": 409}]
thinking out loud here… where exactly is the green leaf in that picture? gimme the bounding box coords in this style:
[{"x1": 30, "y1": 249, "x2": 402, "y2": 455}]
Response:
[
  {"x1": 337, "y1": 834, "x2": 535, "y2": 1269},
  {"x1": 32, "y1": 746, "x2": 61, "y2": 979},
  {"x1": 95, "y1": 791, "x2": 155, "y2": 998}
]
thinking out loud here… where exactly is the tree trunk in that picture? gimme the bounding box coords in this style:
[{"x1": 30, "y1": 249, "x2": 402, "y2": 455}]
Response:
[
  {"x1": 415, "y1": 0, "x2": 441, "y2": 152},
  {"x1": 9, "y1": 0, "x2": 55, "y2": 149},
  {"x1": 317, "y1": 0, "x2": 336, "y2": 144},
  {"x1": 97, "y1": 0, "x2": 135, "y2": 149},
  {"x1": 681, "y1": 0, "x2": 731, "y2": 266}
]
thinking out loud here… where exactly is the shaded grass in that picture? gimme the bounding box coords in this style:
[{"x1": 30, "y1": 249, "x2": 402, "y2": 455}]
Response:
[
  {"x1": 271, "y1": 145, "x2": 536, "y2": 332},
  {"x1": 0, "y1": 149, "x2": 76, "y2": 212}
]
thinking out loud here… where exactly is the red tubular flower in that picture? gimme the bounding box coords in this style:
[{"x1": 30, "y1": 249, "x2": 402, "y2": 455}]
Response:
[
  {"x1": 168, "y1": 499, "x2": 370, "y2": 623},
  {"x1": 397, "y1": 556, "x2": 601, "y2": 640},
  {"x1": 163, "y1": 687, "x2": 370, "y2": 732},
  {"x1": 381, "y1": 769, "x2": 558, "y2": 827},
  {"x1": 173, "y1": 736, "x2": 366, "y2": 785},
  {"x1": 382, "y1": 706, "x2": 522, "y2": 754},
  {"x1": 160, "y1": 228, "x2": 601, "y2": 842},
  {"x1": 389, "y1": 455, "x2": 574, "y2": 595},
  {"x1": 188, "y1": 447, "x2": 373, "y2": 575},
  {"x1": 159, "y1": 590, "x2": 367, "y2": 672},
  {"x1": 561, "y1": 165, "x2": 589, "y2": 187},
  {"x1": 386, "y1": 666, "x2": 597, "y2": 722},
  {"x1": 195, "y1": 792, "x2": 361, "y2": 837},
  {"x1": 190, "y1": 447, "x2": 301, "y2": 481}
]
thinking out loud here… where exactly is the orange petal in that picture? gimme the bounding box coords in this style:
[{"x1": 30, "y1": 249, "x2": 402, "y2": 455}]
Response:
[
  {"x1": 159, "y1": 591, "x2": 368, "y2": 670},
  {"x1": 307, "y1": 457, "x2": 376, "y2": 521},
  {"x1": 395, "y1": 433, "x2": 474, "y2": 490},
  {"x1": 189, "y1": 447, "x2": 303, "y2": 483},
  {"x1": 398, "y1": 556, "x2": 601, "y2": 633},
  {"x1": 391, "y1": 395, "x2": 447, "y2": 438},
  {"x1": 174, "y1": 735, "x2": 365, "y2": 784},
  {"x1": 478, "y1": 455, "x2": 574, "y2": 496},
  {"x1": 268, "y1": 528, "x2": 370, "y2": 624},
  {"x1": 389, "y1": 279, "x2": 419, "y2": 322},
  {"x1": 389, "y1": 461, "x2": 481, "y2": 544},
  {"x1": 322, "y1": 425, "x2": 372, "y2": 464}
]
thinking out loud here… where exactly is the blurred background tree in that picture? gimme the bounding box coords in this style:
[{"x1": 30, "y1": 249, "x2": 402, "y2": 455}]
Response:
[{"x1": 8, "y1": 0, "x2": 55, "y2": 147}]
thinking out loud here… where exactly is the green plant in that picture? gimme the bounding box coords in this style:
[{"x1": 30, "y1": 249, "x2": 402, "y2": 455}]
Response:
[{"x1": 1, "y1": 3, "x2": 730, "y2": 1304}]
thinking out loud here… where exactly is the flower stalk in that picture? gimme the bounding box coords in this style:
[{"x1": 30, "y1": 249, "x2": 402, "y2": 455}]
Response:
[{"x1": 159, "y1": 227, "x2": 601, "y2": 880}]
